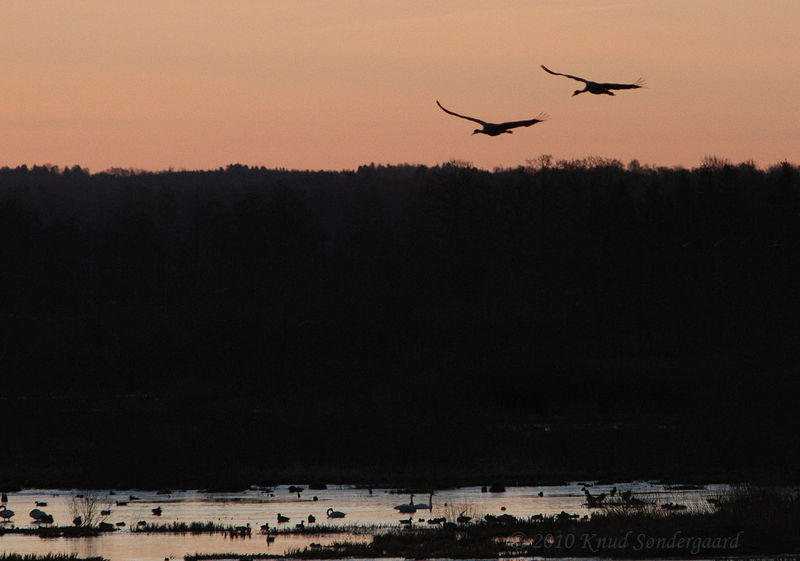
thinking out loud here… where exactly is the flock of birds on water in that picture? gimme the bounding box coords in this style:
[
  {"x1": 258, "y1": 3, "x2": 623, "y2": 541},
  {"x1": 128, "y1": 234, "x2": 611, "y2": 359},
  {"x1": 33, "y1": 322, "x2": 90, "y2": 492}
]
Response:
[
  {"x1": 0, "y1": 487, "x2": 516, "y2": 531},
  {"x1": 0, "y1": 484, "x2": 700, "y2": 537},
  {"x1": 437, "y1": 64, "x2": 645, "y2": 136}
]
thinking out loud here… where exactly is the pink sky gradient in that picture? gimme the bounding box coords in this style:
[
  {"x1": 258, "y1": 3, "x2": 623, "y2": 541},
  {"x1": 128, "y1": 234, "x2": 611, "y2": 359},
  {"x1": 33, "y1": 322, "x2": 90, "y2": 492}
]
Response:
[{"x1": 2, "y1": 0, "x2": 798, "y2": 172}]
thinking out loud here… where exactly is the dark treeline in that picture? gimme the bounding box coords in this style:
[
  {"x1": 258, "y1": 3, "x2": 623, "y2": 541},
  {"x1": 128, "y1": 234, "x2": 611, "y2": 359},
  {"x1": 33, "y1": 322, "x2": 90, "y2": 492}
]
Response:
[{"x1": 1, "y1": 158, "x2": 799, "y2": 488}]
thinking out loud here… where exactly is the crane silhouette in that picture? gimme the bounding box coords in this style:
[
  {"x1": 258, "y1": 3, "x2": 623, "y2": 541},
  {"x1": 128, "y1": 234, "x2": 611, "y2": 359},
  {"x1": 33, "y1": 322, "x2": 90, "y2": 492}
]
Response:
[
  {"x1": 540, "y1": 65, "x2": 644, "y2": 96},
  {"x1": 436, "y1": 101, "x2": 547, "y2": 136}
]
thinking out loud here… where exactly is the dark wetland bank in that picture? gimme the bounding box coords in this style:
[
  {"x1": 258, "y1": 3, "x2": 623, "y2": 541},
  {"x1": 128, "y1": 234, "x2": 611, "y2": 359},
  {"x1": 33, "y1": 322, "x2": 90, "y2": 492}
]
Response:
[{"x1": 1, "y1": 159, "x2": 799, "y2": 491}]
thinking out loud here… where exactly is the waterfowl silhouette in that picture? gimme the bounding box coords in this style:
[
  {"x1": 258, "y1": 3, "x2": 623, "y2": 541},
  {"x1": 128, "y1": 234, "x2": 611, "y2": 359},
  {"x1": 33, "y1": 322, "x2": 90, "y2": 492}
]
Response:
[
  {"x1": 436, "y1": 101, "x2": 547, "y2": 136},
  {"x1": 394, "y1": 494, "x2": 416, "y2": 514},
  {"x1": 584, "y1": 489, "x2": 607, "y2": 508},
  {"x1": 540, "y1": 65, "x2": 644, "y2": 96},
  {"x1": 661, "y1": 502, "x2": 688, "y2": 511},
  {"x1": 326, "y1": 508, "x2": 346, "y2": 518},
  {"x1": 233, "y1": 524, "x2": 251, "y2": 537},
  {"x1": 0, "y1": 506, "x2": 14, "y2": 522},
  {"x1": 30, "y1": 508, "x2": 52, "y2": 522},
  {"x1": 277, "y1": 513, "x2": 290, "y2": 523}
]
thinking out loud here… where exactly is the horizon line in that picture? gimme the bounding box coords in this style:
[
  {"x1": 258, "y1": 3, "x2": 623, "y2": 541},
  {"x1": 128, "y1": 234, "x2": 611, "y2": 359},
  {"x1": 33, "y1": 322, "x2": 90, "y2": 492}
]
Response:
[{"x1": 3, "y1": 156, "x2": 798, "y2": 177}]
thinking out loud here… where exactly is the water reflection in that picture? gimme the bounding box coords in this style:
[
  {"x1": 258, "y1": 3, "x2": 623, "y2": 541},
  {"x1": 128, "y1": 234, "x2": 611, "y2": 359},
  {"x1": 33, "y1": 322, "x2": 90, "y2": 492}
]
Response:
[{"x1": 0, "y1": 482, "x2": 728, "y2": 561}]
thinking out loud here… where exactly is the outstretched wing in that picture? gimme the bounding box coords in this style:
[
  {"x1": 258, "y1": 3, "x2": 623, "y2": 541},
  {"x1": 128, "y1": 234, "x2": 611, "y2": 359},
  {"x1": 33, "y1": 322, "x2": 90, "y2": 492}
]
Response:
[
  {"x1": 436, "y1": 100, "x2": 487, "y2": 126},
  {"x1": 498, "y1": 113, "x2": 549, "y2": 130},
  {"x1": 599, "y1": 78, "x2": 645, "y2": 90},
  {"x1": 541, "y1": 65, "x2": 588, "y2": 84}
]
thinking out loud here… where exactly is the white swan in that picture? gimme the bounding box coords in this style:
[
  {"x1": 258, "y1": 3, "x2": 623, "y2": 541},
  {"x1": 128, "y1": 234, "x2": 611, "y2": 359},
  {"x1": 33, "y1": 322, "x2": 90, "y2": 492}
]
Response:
[{"x1": 394, "y1": 494, "x2": 416, "y2": 513}]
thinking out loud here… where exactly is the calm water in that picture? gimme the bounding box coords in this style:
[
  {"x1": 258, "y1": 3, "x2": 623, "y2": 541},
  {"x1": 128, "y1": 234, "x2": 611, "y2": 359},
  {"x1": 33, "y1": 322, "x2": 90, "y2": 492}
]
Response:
[{"x1": 0, "y1": 482, "x2": 728, "y2": 561}]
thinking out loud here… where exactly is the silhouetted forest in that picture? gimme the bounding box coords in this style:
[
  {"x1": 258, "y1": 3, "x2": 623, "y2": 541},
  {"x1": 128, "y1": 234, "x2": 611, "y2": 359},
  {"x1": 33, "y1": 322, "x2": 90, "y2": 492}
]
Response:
[{"x1": 2, "y1": 157, "x2": 799, "y2": 488}]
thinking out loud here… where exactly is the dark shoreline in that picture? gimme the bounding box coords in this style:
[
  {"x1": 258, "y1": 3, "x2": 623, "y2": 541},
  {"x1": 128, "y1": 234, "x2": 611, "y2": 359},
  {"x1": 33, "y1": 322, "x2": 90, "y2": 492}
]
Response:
[
  {"x1": 0, "y1": 458, "x2": 794, "y2": 493},
  {"x1": 3, "y1": 381, "x2": 799, "y2": 490}
]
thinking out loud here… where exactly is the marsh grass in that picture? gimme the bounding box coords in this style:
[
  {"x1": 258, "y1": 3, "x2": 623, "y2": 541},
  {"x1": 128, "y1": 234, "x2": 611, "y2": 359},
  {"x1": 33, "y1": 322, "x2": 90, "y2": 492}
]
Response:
[
  {"x1": 131, "y1": 521, "x2": 249, "y2": 535},
  {"x1": 442, "y1": 502, "x2": 480, "y2": 524},
  {"x1": 0, "y1": 555, "x2": 106, "y2": 561},
  {"x1": 270, "y1": 523, "x2": 392, "y2": 535},
  {"x1": 185, "y1": 555, "x2": 280, "y2": 561},
  {"x1": 0, "y1": 526, "x2": 103, "y2": 538}
]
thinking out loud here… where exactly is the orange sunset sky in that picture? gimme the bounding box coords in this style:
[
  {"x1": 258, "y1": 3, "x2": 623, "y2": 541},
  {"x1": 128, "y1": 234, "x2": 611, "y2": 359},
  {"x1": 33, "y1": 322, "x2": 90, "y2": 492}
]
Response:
[{"x1": 2, "y1": 0, "x2": 798, "y2": 172}]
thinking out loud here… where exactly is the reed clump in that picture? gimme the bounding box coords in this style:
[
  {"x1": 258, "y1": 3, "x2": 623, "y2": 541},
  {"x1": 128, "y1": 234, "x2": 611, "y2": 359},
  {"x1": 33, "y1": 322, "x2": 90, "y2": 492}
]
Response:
[
  {"x1": 270, "y1": 523, "x2": 390, "y2": 535},
  {"x1": 185, "y1": 555, "x2": 279, "y2": 561},
  {"x1": 0, "y1": 555, "x2": 106, "y2": 561},
  {"x1": 0, "y1": 526, "x2": 103, "y2": 538},
  {"x1": 132, "y1": 521, "x2": 249, "y2": 535}
]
